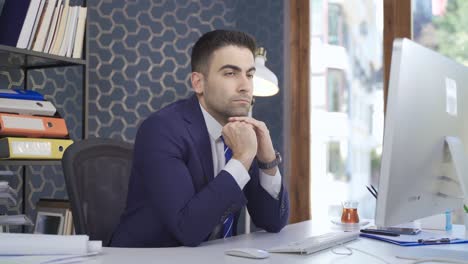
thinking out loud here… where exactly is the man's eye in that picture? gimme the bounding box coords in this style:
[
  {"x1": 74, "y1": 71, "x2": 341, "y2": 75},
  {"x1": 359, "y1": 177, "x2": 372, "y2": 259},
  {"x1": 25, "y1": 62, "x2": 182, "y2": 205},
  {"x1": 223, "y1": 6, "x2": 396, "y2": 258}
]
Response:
[
  {"x1": 247, "y1": 74, "x2": 254, "y2": 79},
  {"x1": 225, "y1": 72, "x2": 235, "y2": 76}
]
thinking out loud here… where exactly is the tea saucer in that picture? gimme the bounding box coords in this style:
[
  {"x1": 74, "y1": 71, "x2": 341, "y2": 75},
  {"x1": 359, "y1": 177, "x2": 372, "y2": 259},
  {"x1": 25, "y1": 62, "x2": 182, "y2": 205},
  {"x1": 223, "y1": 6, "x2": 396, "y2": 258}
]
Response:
[{"x1": 330, "y1": 218, "x2": 370, "y2": 228}]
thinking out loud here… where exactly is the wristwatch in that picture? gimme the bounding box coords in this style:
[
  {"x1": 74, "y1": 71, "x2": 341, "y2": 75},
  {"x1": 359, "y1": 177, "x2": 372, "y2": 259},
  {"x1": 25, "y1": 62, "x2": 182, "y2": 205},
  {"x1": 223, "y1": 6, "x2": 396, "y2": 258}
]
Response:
[{"x1": 258, "y1": 151, "x2": 282, "y2": 169}]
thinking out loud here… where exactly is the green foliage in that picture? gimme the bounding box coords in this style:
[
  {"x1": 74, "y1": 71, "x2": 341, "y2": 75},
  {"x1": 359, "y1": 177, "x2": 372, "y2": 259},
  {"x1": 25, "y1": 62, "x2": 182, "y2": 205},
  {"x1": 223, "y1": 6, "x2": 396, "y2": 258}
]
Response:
[{"x1": 433, "y1": 0, "x2": 468, "y2": 65}]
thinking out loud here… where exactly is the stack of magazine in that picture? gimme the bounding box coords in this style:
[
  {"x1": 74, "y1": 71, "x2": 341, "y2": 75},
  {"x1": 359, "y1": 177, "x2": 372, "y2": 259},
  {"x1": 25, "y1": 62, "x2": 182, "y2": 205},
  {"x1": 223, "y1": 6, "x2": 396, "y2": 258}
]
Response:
[
  {"x1": 16, "y1": 0, "x2": 87, "y2": 59},
  {"x1": 0, "y1": 181, "x2": 34, "y2": 232},
  {"x1": 0, "y1": 89, "x2": 73, "y2": 160}
]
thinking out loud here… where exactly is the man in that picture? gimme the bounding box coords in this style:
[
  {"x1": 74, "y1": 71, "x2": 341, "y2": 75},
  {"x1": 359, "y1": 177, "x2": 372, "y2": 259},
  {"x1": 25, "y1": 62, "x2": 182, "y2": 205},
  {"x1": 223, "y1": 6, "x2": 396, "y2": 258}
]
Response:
[{"x1": 111, "y1": 30, "x2": 289, "y2": 247}]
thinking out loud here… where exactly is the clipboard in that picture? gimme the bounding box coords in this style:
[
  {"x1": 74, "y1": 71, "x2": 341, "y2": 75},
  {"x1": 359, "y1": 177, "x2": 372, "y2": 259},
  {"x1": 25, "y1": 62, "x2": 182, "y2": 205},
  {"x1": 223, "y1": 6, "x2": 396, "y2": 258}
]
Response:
[{"x1": 360, "y1": 231, "x2": 468, "y2": 246}]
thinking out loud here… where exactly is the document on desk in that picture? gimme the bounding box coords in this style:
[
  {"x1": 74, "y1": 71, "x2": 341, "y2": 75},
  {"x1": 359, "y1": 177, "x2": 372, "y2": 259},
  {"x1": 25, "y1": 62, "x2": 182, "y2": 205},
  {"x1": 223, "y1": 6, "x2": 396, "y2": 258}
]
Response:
[
  {"x1": 360, "y1": 230, "x2": 468, "y2": 246},
  {"x1": 0, "y1": 233, "x2": 102, "y2": 255},
  {"x1": 0, "y1": 252, "x2": 99, "y2": 264}
]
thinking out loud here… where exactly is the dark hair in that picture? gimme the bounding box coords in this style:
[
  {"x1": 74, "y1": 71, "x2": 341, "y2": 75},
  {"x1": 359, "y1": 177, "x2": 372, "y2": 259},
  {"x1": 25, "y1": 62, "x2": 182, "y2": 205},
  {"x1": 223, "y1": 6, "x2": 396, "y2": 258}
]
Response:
[{"x1": 191, "y1": 30, "x2": 256, "y2": 74}]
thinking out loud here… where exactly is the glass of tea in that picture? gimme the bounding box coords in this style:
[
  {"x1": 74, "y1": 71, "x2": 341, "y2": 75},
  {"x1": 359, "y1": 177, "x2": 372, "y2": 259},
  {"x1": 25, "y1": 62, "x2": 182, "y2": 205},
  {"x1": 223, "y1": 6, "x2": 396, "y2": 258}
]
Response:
[{"x1": 341, "y1": 200, "x2": 359, "y2": 224}]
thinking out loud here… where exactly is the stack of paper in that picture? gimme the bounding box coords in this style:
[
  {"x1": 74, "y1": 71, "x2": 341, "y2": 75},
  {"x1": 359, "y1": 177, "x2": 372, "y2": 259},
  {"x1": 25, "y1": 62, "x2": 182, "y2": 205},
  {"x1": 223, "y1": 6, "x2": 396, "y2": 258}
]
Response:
[
  {"x1": 0, "y1": 181, "x2": 17, "y2": 206},
  {"x1": 0, "y1": 214, "x2": 33, "y2": 226},
  {"x1": 0, "y1": 233, "x2": 101, "y2": 255}
]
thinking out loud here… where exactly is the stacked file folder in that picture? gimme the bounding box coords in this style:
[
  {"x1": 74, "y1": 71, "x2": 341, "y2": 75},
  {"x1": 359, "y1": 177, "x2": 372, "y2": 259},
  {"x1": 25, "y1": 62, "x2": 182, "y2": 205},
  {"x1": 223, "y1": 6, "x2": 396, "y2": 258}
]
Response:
[
  {"x1": 0, "y1": 181, "x2": 17, "y2": 207},
  {"x1": 0, "y1": 181, "x2": 33, "y2": 232},
  {"x1": 0, "y1": 89, "x2": 73, "y2": 160}
]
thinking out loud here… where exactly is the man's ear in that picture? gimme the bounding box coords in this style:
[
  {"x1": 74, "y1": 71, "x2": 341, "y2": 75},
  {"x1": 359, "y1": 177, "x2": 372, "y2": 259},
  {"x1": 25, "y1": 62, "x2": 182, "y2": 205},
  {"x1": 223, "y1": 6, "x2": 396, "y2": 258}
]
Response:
[{"x1": 191, "y1": 72, "x2": 204, "y2": 95}]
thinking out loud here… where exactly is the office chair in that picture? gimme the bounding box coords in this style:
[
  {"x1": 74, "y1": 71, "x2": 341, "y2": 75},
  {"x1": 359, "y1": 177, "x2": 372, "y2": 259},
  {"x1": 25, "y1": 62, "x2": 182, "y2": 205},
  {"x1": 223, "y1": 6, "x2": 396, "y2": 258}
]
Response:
[{"x1": 62, "y1": 138, "x2": 133, "y2": 246}]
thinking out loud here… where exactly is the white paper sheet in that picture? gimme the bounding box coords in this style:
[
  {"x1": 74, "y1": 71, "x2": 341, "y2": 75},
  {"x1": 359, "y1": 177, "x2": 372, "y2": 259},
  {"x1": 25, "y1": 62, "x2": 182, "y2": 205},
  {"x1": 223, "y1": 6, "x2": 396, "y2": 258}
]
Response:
[{"x1": 0, "y1": 233, "x2": 101, "y2": 255}]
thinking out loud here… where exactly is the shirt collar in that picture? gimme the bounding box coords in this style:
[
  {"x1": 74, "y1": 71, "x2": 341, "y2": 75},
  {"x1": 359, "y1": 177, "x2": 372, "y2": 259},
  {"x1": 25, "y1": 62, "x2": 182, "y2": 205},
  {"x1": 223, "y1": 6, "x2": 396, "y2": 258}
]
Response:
[{"x1": 199, "y1": 103, "x2": 223, "y2": 141}]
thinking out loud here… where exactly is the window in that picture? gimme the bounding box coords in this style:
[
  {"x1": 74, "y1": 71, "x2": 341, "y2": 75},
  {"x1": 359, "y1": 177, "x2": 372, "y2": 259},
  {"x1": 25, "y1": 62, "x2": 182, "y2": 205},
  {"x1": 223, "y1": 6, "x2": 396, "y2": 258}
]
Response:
[
  {"x1": 413, "y1": 0, "x2": 468, "y2": 66},
  {"x1": 327, "y1": 140, "x2": 349, "y2": 182},
  {"x1": 310, "y1": 0, "x2": 383, "y2": 221},
  {"x1": 326, "y1": 69, "x2": 347, "y2": 113},
  {"x1": 328, "y1": 3, "x2": 343, "y2": 45}
]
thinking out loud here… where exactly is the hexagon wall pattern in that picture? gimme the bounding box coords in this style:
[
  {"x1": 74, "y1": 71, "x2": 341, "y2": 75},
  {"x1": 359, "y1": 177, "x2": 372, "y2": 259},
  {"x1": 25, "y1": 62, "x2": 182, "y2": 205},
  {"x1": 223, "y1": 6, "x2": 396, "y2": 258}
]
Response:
[
  {"x1": 87, "y1": 0, "x2": 238, "y2": 141},
  {"x1": 0, "y1": 0, "x2": 284, "y2": 232}
]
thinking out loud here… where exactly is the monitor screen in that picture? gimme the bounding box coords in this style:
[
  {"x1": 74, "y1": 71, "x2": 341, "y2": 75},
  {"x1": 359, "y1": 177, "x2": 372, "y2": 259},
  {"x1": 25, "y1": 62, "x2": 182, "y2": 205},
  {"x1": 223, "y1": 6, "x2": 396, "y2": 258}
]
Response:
[{"x1": 375, "y1": 38, "x2": 468, "y2": 228}]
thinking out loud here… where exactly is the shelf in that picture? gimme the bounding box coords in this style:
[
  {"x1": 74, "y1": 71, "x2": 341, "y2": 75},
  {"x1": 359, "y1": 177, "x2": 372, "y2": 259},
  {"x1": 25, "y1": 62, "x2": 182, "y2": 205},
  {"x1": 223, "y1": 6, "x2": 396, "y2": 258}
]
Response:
[
  {"x1": 0, "y1": 160, "x2": 62, "y2": 166},
  {"x1": 0, "y1": 45, "x2": 86, "y2": 70}
]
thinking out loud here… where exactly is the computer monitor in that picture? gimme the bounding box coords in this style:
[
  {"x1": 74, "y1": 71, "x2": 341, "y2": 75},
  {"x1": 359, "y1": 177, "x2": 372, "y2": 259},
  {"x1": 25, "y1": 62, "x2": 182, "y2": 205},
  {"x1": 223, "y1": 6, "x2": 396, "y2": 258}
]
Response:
[{"x1": 375, "y1": 38, "x2": 468, "y2": 228}]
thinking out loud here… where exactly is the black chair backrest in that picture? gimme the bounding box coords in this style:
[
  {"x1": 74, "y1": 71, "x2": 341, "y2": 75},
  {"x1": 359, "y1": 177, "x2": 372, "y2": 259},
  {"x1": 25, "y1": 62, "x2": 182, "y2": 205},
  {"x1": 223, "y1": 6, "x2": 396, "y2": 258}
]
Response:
[{"x1": 62, "y1": 138, "x2": 133, "y2": 246}]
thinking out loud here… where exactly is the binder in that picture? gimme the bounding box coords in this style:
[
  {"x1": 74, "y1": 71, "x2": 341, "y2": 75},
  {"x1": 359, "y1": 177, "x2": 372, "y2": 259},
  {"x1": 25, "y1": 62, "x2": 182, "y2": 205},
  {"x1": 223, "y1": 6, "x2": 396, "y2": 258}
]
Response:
[
  {"x1": 0, "y1": 137, "x2": 73, "y2": 159},
  {"x1": 0, "y1": 89, "x2": 45, "y2": 101},
  {"x1": 0, "y1": 98, "x2": 56, "y2": 116},
  {"x1": 0, "y1": 113, "x2": 68, "y2": 138}
]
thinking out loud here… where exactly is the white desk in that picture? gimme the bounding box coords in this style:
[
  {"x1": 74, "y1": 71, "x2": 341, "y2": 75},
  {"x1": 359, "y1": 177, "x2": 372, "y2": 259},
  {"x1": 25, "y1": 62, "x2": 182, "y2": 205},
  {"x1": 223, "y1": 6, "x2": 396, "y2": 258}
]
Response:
[{"x1": 82, "y1": 220, "x2": 468, "y2": 264}]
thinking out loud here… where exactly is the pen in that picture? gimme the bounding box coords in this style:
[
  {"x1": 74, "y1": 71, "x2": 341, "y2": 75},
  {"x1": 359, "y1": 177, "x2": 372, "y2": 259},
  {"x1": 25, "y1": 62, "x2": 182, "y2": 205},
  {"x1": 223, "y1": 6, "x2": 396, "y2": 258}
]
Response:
[
  {"x1": 366, "y1": 186, "x2": 377, "y2": 199},
  {"x1": 360, "y1": 228, "x2": 400, "y2": 237},
  {"x1": 417, "y1": 238, "x2": 451, "y2": 244}
]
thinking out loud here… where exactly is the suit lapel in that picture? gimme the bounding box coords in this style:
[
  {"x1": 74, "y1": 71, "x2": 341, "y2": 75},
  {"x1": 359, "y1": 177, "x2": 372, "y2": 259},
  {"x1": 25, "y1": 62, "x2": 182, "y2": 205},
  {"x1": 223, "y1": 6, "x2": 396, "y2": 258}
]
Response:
[{"x1": 183, "y1": 95, "x2": 214, "y2": 184}]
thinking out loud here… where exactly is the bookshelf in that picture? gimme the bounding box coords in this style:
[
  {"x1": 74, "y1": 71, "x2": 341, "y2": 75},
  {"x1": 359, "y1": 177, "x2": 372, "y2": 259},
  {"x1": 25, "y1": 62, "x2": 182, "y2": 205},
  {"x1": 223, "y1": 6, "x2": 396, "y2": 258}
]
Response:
[
  {"x1": 0, "y1": 44, "x2": 88, "y2": 229},
  {"x1": 0, "y1": 44, "x2": 85, "y2": 68}
]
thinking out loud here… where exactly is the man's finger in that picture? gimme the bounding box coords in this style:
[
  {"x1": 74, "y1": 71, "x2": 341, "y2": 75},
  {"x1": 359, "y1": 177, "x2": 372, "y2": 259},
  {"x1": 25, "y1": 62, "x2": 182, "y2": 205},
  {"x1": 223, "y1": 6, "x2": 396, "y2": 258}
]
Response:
[{"x1": 229, "y1": 117, "x2": 264, "y2": 128}]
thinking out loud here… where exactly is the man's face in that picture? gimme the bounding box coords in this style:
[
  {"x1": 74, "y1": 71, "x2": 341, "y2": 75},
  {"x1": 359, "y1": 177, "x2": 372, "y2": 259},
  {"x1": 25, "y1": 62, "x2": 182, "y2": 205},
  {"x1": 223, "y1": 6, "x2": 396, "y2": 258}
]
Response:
[{"x1": 193, "y1": 45, "x2": 255, "y2": 125}]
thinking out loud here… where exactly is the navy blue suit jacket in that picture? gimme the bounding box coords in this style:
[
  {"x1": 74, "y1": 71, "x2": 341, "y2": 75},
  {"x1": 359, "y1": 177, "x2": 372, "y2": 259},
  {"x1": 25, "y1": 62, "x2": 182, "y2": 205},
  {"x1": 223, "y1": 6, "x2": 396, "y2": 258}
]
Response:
[{"x1": 110, "y1": 95, "x2": 289, "y2": 247}]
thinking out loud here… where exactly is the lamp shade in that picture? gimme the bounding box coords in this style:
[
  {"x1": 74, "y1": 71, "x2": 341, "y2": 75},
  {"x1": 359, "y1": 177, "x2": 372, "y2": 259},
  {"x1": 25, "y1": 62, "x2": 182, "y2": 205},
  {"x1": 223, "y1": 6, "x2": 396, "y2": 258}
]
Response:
[{"x1": 253, "y1": 47, "x2": 279, "y2": 97}]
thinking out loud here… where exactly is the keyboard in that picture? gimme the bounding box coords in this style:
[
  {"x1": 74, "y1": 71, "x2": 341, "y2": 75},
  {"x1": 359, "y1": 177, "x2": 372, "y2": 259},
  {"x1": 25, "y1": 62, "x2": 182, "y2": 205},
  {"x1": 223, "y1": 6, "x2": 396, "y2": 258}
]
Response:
[{"x1": 268, "y1": 231, "x2": 359, "y2": 255}]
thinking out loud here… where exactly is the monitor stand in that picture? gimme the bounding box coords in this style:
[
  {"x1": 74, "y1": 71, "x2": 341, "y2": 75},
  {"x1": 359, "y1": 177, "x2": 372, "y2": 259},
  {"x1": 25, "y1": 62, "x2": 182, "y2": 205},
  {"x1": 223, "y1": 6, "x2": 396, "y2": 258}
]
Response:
[
  {"x1": 375, "y1": 136, "x2": 468, "y2": 235},
  {"x1": 443, "y1": 136, "x2": 468, "y2": 231}
]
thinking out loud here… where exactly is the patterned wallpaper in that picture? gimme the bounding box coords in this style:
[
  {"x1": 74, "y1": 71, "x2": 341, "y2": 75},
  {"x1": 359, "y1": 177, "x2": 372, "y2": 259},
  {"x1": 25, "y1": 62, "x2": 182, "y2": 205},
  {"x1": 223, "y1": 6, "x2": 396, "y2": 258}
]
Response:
[
  {"x1": 235, "y1": 0, "x2": 284, "y2": 165},
  {"x1": 87, "y1": 0, "x2": 237, "y2": 141},
  {"x1": 0, "y1": 0, "x2": 284, "y2": 233}
]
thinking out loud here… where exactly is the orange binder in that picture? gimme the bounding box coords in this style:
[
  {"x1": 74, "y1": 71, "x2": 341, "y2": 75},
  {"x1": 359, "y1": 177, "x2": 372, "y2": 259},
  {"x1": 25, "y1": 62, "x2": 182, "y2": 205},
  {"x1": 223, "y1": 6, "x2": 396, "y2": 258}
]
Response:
[{"x1": 0, "y1": 113, "x2": 68, "y2": 138}]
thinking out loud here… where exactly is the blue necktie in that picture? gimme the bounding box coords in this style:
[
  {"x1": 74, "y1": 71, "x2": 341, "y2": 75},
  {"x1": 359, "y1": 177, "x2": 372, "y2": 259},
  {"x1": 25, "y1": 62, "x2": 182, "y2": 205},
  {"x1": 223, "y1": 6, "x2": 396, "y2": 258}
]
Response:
[{"x1": 221, "y1": 136, "x2": 234, "y2": 238}]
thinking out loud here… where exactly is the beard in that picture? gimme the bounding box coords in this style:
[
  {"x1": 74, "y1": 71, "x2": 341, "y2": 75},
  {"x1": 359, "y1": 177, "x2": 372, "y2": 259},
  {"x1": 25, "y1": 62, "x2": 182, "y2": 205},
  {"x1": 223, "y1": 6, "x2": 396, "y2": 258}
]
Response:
[
  {"x1": 200, "y1": 80, "x2": 252, "y2": 121},
  {"x1": 202, "y1": 97, "x2": 250, "y2": 123},
  {"x1": 224, "y1": 105, "x2": 250, "y2": 117}
]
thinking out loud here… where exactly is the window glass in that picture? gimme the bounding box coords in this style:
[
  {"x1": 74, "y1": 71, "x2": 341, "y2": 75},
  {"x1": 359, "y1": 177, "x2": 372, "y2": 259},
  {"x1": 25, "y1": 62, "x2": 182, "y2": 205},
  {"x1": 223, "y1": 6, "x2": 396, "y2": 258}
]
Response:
[{"x1": 310, "y1": 0, "x2": 384, "y2": 222}]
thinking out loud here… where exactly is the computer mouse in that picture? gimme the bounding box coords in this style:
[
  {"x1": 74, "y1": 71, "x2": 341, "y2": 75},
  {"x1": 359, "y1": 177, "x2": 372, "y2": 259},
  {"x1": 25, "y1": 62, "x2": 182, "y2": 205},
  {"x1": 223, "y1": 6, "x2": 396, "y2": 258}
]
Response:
[{"x1": 224, "y1": 247, "x2": 270, "y2": 259}]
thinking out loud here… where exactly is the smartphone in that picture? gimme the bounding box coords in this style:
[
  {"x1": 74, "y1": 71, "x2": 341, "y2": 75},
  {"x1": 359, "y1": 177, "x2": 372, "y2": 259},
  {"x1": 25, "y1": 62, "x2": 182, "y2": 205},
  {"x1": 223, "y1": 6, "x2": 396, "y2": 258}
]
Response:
[
  {"x1": 363, "y1": 226, "x2": 421, "y2": 235},
  {"x1": 383, "y1": 227, "x2": 421, "y2": 235},
  {"x1": 360, "y1": 228, "x2": 400, "y2": 237}
]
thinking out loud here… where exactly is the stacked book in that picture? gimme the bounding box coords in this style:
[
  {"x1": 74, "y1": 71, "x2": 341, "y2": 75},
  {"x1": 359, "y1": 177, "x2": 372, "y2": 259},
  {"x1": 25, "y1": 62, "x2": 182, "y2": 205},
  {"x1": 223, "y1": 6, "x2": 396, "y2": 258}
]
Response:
[
  {"x1": 0, "y1": 181, "x2": 34, "y2": 232},
  {"x1": 15, "y1": 0, "x2": 87, "y2": 59},
  {"x1": 0, "y1": 89, "x2": 73, "y2": 160}
]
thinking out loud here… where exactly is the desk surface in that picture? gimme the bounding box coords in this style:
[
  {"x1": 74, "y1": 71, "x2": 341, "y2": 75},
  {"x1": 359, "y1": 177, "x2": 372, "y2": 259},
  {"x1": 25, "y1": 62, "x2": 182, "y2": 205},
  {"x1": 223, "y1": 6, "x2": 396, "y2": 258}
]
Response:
[{"x1": 83, "y1": 220, "x2": 468, "y2": 264}]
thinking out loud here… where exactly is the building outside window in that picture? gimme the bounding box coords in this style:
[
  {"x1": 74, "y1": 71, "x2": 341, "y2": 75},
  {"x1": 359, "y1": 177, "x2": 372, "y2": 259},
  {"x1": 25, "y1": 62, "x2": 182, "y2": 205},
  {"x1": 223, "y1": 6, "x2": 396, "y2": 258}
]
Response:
[{"x1": 310, "y1": 0, "x2": 384, "y2": 222}]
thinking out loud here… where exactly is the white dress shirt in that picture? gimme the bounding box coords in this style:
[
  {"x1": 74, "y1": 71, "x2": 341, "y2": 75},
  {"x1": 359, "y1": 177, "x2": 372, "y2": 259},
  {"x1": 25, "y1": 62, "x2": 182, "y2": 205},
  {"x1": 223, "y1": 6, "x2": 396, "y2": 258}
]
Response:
[{"x1": 200, "y1": 104, "x2": 282, "y2": 199}]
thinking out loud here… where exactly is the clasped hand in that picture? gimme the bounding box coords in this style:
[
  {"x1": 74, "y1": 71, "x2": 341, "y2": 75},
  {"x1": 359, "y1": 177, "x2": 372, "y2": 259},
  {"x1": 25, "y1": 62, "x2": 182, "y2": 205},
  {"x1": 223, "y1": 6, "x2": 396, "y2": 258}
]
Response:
[{"x1": 221, "y1": 117, "x2": 276, "y2": 173}]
